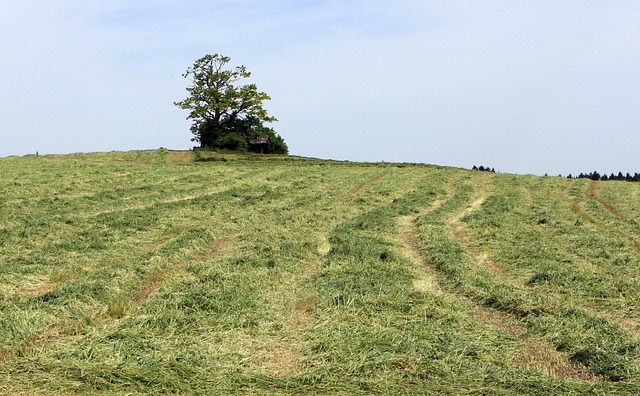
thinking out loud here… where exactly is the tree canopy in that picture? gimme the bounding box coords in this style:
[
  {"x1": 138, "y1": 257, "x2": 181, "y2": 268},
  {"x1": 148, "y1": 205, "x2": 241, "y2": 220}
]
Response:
[{"x1": 174, "y1": 54, "x2": 287, "y2": 154}]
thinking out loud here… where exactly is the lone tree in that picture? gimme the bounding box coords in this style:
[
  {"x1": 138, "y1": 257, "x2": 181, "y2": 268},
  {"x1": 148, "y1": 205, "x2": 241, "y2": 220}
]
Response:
[{"x1": 174, "y1": 54, "x2": 287, "y2": 153}]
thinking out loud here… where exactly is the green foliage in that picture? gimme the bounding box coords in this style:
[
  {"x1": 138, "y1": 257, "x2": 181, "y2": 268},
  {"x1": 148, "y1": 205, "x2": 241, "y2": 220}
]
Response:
[
  {"x1": 214, "y1": 131, "x2": 248, "y2": 151},
  {"x1": 174, "y1": 54, "x2": 287, "y2": 153},
  {"x1": 266, "y1": 132, "x2": 288, "y2": 154}
]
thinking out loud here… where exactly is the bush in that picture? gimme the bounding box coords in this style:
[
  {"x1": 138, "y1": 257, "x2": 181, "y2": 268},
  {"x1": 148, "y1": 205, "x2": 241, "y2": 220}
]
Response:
[
  {"x1": 266, "y1": 133, "x2": 288, "y2": 154},
  {"x1": 214, "y1": 133, "x2": 248, "y2": 151},
  {"x1": 195, "y1": 116, "x2": 288, "y2": 154}
]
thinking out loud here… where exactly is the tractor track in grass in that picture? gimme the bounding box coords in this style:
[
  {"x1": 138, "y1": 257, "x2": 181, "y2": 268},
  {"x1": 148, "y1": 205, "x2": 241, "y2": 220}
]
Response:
[
  {"x1": 313, "y1": 172, "x2": 388, "y2": 210},
  {"x1": 441, "y1": 176, "x2": 530, "y2": 336},
  {"x1": 8, "y1": 170, "x2": 289, "y2": 300},
  {"x1": 77, "y1": 169, "x2": 287, "y2": 220},
  {"x1": 12, "y1": 165, "x2": 367, "y2": 374},
  {"x1": 348, "y1": 172, "x2": 388, "y2": 195},
  {"x1": 588, "y1": 180, "x2": 640, "y2": 252},
  {"x1": 19, "y1": 217, "x2": 231, "y2": 300},
  {"x1": 396, "y1": 175, "x2": 525, "y2": 337},
  {"x1": 445, "y1": 177, "x2": 639, "y2": 379},
  {"x1": 517, "y1": 181, "x2": 640, "y2": 337},
  {"x1": 588, "y1": 180, "x2": 626, "y2": 218},
  {"x1": 396, "y1": 175, "x2": 461, "y2": 297},
  {"x1": 289, "y1": 171, "x2": 386, "y2": 209},
  {"x1": 264, "y1": 239, "x2": 325, "y2": 377},
  {"x1": 0, "y1": 233, "x2": 236, "y2": 364},
  {"x1": 1, "y1": 167, "x2": 258, "y2": 218},
  {"x1": 21, "y1": 165, "x2": 351, "y2": 358},
  {"x1": 573, "y1": 181, "x2": 640, "y2": 252},
  {"x1": 422, "y1": 175, "x2": 597, "y2": 380},
  {"x1": 555, "y1": 178, "x2": 573, "y2": 199},
  {"x1": 447, "y1": 175, "x2": 519, "y2": 281},
  {"x1": 131, "y1": 234, "x2": 234, "y2": 303},
  {"x1": 396, "y1": 176, "x2": 592, "y2": 380},
  {"x1": 16, "y1": 168, "x2": 313, "y2": 301},
  {"x1": 266, "y1": 171, "x2": 393, "y2": 377},
  {"x1": 266, "y1": 170, "x2": 423, "y2": 377},
  {"x1": 20, "y1": 233, "x2": 179, "y2": 299}
]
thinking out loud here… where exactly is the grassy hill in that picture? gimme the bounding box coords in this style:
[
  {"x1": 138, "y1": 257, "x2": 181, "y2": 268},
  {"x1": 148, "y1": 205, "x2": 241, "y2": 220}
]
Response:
[{"x1": 1, "y1": 149, "x2": 639, "y2": 395}]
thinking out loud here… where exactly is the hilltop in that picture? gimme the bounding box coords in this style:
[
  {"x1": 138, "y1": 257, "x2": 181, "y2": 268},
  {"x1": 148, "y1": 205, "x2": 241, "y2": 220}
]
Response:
[{"x1": 1, "y1": 149, "x2": 639, "y2": 394}]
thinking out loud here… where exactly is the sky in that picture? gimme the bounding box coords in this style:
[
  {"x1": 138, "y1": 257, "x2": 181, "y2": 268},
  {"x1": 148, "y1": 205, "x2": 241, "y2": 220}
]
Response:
[{"x1": 1, "y1": 1, "x2": 639, "y2": 176}]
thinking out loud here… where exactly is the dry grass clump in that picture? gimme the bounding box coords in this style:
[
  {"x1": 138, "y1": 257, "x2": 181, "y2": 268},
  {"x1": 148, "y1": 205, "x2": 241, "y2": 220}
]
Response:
[{"x1": 514, "y1": 337, "x2": 599, "y2": 381}]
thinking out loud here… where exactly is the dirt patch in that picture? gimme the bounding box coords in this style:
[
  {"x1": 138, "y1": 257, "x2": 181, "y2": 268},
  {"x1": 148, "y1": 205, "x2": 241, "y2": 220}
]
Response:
[
  {"x1": 588, "y1": 181, "x2": 625, "y2": 218},
  {"x1": 554, "y1": 179, "x2": 572, "y2": 199},
  {"x1": 612, "y1": 316, "x2": 640, "y2": 335},
  {"x1": 265, "y1": 346, "x2": 302, "y2": 376},
  {"x1": 312, "y1": 173, "x2": 389, "y2": 210},
  {"x1": 349, "y1": 173, "x2": 388, "y2": 195},
  {"x1": 133, "y1": 236, "x2": 232, "y2": 303},
  {"x1": 22, "y1": 280, "x2": 61, "y2": 299},
  {"x1": 132, "y1": 271, "x2": 166, "y2": 303},
  {"x1": 291, "y1": 291, "x2": 318, "y2": 331},
  {"x1": 574, "y1": 188, "x2": 640, "y2": 252},
  {"x1": 474, "y1": 309, "x2": 524, "y2": 337},
  {"x1": 0, "y1": 348, "x2": 13, "y2": 362},
  {"x1": 169, "y1": 150, "x2": 194, "y2": 165},
  {"x1": 302, "y1": 261, "x2": 318, "y2": 276},
  {"x1": 514, "y1": 337, "x2": 599, "y2": 382}
]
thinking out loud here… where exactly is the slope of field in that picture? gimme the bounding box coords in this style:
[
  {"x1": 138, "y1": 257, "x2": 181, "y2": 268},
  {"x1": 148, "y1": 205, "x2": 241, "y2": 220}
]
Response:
[{"x1": 1, "y1": 149, "x2": 639, "y2": 394}]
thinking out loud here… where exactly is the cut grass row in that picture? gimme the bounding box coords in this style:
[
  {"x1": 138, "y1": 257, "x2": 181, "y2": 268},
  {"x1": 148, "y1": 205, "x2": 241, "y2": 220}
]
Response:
[
  {"x1": 0, "y1": 150, "x2": 639, "y2": 394},
  {"x1": 431, "y1": 174, "x2": 640, "y2": 383}
]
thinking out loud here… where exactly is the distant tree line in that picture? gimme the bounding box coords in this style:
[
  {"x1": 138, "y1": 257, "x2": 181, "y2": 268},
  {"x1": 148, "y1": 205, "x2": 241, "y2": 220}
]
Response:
[
  {"x1": 566, "y1": 171, "x2": 640, "y2": 182},
  {"x1": 468, "y1": 165, "x2": 639, "y2": 182},
  {"x1": 471, "y1": 165, "x2": 496, "y2": 173}
]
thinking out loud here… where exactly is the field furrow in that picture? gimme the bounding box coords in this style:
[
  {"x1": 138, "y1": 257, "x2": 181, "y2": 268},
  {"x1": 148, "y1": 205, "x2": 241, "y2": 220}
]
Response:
[{"x1": 1, "y1": 151, "x2": 640, "y2": 394}]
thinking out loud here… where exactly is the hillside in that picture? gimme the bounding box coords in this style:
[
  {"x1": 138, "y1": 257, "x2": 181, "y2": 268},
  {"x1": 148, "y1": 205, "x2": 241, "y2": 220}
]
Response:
[{"x1": 1, "y1": 149, "x2": 639, "y2": 395}]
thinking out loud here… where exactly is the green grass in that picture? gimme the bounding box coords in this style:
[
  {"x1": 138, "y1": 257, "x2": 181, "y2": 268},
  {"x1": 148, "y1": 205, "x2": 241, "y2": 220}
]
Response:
[{"x1": 1, "y1": 149, "x2": 639, "y2": 394}]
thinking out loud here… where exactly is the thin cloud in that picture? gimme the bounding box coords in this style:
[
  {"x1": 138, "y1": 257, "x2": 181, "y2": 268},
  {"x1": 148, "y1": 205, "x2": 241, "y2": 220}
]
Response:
[{"x1": 1, "y1": 1, "x2": 638, "y2": 175}]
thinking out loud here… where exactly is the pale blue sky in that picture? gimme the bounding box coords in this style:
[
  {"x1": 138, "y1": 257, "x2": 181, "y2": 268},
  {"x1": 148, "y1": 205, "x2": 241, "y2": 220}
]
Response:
[{"x1": 1, "y1": 1, "x2": 639, "y2": 175}]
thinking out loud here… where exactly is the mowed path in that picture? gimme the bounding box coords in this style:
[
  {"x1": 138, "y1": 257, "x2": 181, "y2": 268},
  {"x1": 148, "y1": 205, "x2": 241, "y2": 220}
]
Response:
[
  {"x1": 0, "y1": 155, "x2": 423, "y2": 392},
  {"x1": 421, "y1": 174, "x2": 640, "y2": 381},
  {"x1": 2, "y1": 152, "x2": 640, "y2": 394},
  {"x1": 396, "y1": 174, "x2": 595, "y2": 380}
]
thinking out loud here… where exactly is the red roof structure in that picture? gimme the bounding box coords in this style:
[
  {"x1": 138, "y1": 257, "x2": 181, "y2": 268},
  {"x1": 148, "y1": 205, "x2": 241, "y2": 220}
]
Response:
[
  {"x1": 248, "y1": 135, "x2": 270, "y2": 145},
  {"x1": 248, "y1": 134, "x2": 270, "y2": 153}
]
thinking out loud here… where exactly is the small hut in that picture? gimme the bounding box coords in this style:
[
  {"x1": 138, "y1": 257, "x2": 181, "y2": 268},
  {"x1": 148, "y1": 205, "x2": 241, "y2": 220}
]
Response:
[{"x1": 248, "y1": 134, "x2": 270, "y2": 153}]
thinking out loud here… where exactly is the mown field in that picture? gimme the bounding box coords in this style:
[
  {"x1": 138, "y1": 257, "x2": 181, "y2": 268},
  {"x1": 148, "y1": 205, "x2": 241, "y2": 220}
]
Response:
[{"x1": 1, "y1": 149, "x2": 639, "y2": 395}]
